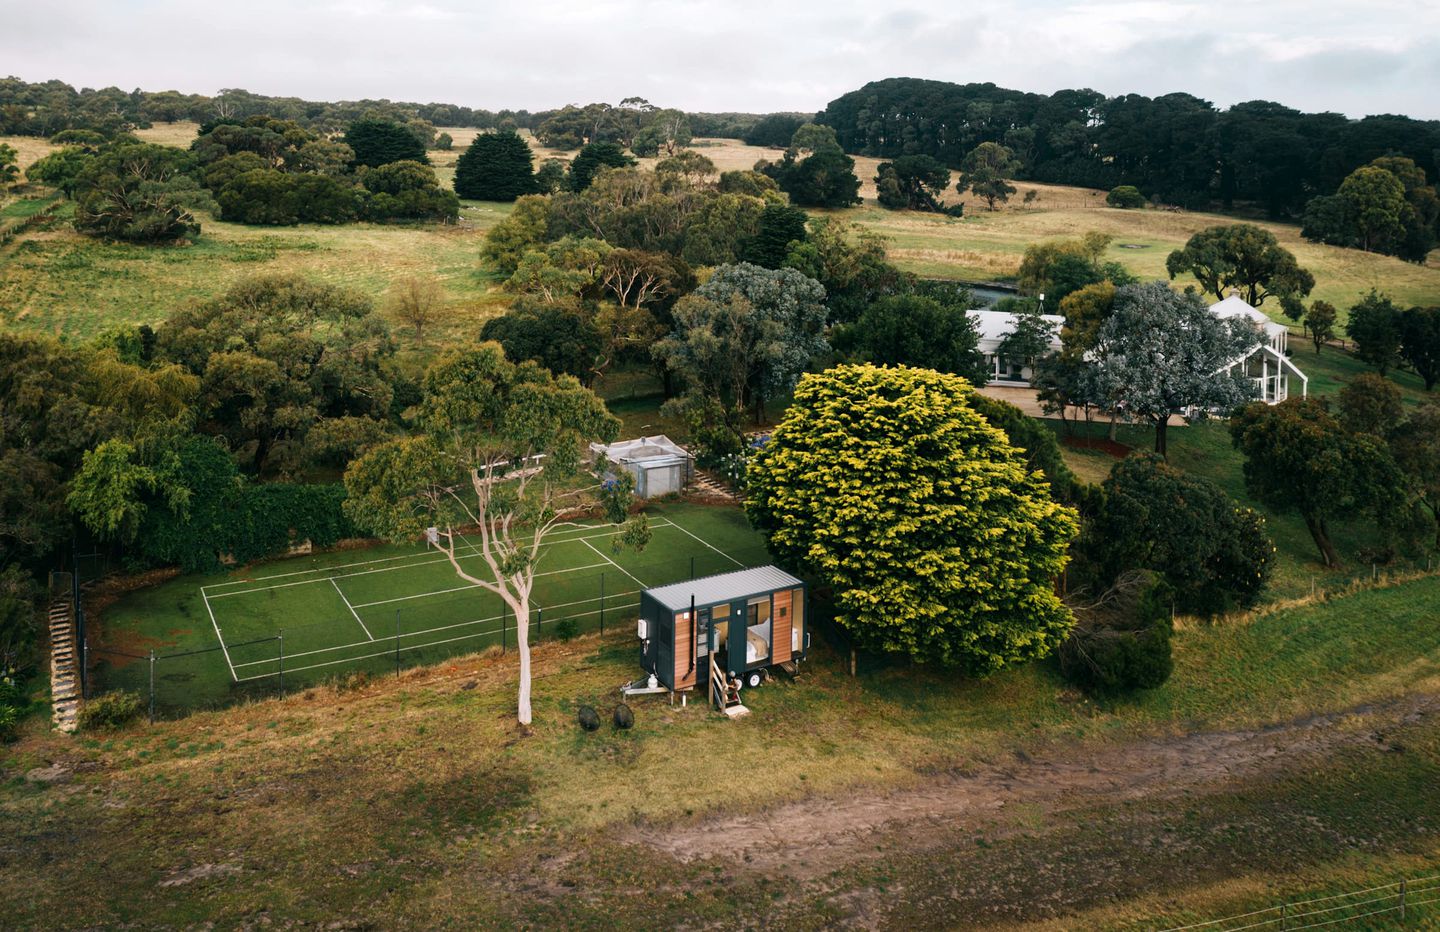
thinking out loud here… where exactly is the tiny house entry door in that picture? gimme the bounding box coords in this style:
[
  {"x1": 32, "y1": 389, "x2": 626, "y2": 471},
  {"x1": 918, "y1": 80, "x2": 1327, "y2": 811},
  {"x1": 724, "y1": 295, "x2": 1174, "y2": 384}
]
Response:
[
  {"x1": 696, "y1": 608, "x2": 710, "y2": 660},
  {"x1": 709, "y1": 602, "x2": 735, "y2": 676}
]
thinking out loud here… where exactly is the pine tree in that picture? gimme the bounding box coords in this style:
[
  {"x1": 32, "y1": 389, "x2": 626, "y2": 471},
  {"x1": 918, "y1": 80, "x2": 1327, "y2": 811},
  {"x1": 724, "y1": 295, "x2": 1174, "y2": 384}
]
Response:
[
  {"x1": 454, "y1": 131, "x2": 538, "y2": 201},
  {"x1": 343, "y1": 119, "x2": 428, "y2": 169}
]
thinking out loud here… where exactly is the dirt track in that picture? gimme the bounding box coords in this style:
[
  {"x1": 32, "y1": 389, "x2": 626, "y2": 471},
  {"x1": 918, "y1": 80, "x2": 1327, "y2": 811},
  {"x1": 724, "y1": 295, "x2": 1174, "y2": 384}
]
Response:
[{"x1": 633, "y1": 695, "x2": 1435, "y2": 881}]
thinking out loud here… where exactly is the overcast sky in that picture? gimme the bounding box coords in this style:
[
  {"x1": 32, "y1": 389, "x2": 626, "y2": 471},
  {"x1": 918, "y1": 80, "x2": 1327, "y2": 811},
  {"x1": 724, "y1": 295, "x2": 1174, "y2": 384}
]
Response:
[{"x1": 4, "y1": 0, "x2": 1439, "y2": 119}]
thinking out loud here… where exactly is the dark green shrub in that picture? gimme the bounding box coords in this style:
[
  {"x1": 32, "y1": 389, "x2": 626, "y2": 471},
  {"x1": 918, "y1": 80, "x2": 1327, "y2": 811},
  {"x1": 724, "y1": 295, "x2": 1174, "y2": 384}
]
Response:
[
  {"x1": 554, "y1": 618, "x2": 580, "y2": 641},
  {"x1": 1106, "y1": 185, "x2": 1146, "y2": 208},
  {"x1": 1079, "y1": 453, "x2": 1273, "y2": 615},
  {"x1": 568, "y1": 142, "x2": 634, "y2": 192},
  {"x1": 78, "y1": 691, "x2": 145, "y2": 730},
  {"x1": 1060, "y1": 571, "x2": 1173, "y2": 695}
]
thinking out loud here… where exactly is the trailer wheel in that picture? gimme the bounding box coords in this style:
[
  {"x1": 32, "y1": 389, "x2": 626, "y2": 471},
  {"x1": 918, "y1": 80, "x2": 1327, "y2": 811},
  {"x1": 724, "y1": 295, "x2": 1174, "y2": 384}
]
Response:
[{"x1": 745, "y1": 670, "x2": 763, "y2": 689}]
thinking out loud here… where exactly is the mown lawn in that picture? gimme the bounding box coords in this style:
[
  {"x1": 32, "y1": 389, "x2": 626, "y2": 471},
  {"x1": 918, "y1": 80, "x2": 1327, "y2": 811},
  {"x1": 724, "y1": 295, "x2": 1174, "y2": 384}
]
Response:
[{"x1": 3, "y1": 568, "x2": 1439, "y2": 927}]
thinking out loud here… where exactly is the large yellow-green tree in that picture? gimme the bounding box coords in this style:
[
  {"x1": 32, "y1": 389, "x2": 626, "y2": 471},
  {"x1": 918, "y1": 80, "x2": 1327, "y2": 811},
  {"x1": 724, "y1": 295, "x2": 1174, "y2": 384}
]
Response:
[{"x1": 746, "y1": 364, "x2": 1079, "y2": 675}]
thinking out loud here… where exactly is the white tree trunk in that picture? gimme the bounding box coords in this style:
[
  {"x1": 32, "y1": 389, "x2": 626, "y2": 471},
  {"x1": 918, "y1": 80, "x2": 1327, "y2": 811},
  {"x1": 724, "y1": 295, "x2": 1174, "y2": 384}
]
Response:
[{"x1": 513, "y1": 599, "x2": 532, "y2": 726}]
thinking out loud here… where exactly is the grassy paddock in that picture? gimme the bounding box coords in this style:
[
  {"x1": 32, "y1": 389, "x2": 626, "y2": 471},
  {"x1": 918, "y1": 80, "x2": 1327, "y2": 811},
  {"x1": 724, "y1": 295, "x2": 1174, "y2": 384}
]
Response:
[
  {"x1": 3, "y1": 567, "x2": 1439, "y2": 926},
  {"x1": 0, "y1": 211, "x2": 508, "y2": 342},
  {"x1": 5, "y1": 131, "x2": 1434, "y2": 345}
]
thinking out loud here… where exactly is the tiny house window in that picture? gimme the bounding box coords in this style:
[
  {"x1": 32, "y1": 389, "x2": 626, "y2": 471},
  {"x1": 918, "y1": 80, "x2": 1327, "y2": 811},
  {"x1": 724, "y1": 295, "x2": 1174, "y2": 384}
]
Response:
[{"x1": 745, "y1": 595, "x2": 772, "y2": 665}]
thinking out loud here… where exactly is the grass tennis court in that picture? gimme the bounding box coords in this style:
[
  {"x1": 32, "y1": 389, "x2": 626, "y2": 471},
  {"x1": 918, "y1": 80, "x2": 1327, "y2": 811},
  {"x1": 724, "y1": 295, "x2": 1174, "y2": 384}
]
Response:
[{"x1": 89, "y1": 503, "x2": 771, "y2": 715}]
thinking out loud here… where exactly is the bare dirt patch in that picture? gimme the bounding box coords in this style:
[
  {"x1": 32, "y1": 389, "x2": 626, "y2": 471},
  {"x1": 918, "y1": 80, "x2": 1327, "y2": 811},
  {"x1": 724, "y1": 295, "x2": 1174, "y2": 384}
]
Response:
[
  {"x1": 1063, "y1": 434, "x2": 1134, "y2": 458},
  {"x1": 631, "y1": 695, "x2": 1436, "y2": 882}
]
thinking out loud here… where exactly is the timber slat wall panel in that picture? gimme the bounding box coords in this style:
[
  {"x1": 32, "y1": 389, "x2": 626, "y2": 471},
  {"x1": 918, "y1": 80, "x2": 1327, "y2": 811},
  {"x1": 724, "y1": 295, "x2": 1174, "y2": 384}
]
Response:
[
  {"x1": 772, "y1": 589, "x2": 793, "y2": 664},
  {"x1": 674, "y1": 611, "x2": 696, "y2": 689}
]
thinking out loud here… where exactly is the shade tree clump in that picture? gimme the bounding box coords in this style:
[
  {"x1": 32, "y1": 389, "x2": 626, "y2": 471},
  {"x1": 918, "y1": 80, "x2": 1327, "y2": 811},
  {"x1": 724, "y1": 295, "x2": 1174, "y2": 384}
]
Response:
[
  {"x1": 343, "y1": 343, "x2": 648, "y2": 727},
  {"x1": 188, "y1": 116, "x2": 455, "y2": 225},
  {"x1": 836, "y1": 294, "x2": 988, "y2": 385},
  {"x1": 956, "y1": 142, "x2": 1020, "y2": 210},
  {"x1": 1083, "y1": 281, "x2": 1260, "y2": 456},
  {"x1": 1078, "y1": 453, "x2": 1273, "y2": 617},
  {"x1": 155, "y1": 275, "x2": 398, "y2": 477},
  {"x1": 654, "y1": 263, "x2": 828, "y2": 426},
  {"x1": 1303, "y1": 157, "x2": 1439, "y2": 261},
  {"x1": 1230, "y1": 397, "x2": 1404, "y2": 567},
  {"x1": 1165, "y1": 224, "x2": 1315, "y2": 307},
  {"x1": 757, "y1": 124, "x2": 861, "y2": 208},
  {"x1": 568, "y1": 141, "x2": 636, "y2": 192},
  {"x1": 72, "y1": 142, "x2": 216, "y2": 243},
  {"x1": 1345, "y1": 290, "x2": 1403, "y2": 375},
  {"x1": 875, "y1": 155, "x2": 951, "y2": 211},
  {"x1": 746, "y1": 364, "x2": 1079, "y2": 675},
  {"x1": 1016, "y1": 233, "x2": 1136, "y2": 305}
]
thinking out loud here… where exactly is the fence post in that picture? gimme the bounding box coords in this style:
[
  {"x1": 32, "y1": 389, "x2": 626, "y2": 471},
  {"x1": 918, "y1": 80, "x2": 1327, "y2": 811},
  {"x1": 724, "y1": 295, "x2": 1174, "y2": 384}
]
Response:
[
  {"x1": 600, "y1": 572, "x2": 606, "y2": 637},
  {"x1": 277, "y1": 631, "x2": 284, "y2": 693},
  {"x1": 148, "y1": 650, "x2": 156, "y2": 724},
  {"x1": 1280, "y1": 902, "x2": 1286, "y2": 930},
  {"x1": 1400, "y1": 879, "x2": 1407, "y2": 920},
  {"x1": 395, "y1": 610, "x2": 401, "y2": 678},
  {"x1": 537, "y1": 606, "x2": 542, "y2": 642},
  {"x1": 82, "y1": 638, "x2": 89, "y2": 700},
  {"x1": 502, "y1": 602, "x2": 507, "y2": 654}
]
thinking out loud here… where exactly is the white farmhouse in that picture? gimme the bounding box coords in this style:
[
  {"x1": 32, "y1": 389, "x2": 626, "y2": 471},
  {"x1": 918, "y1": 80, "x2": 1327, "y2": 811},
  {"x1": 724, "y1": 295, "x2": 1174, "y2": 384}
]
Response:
[
  {"x1": 1208, "y1": 295, "x2": 1308, "y2": 404},
  {"x1": 966, "y1": 309, "x2": 1064, "y2": 386}
]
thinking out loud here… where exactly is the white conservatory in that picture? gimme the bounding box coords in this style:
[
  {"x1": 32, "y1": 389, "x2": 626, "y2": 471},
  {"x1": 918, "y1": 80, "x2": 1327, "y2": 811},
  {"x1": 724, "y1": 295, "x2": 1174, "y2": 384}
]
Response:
[{"x1": 1209, "y1": 295, "x2": 1308, "y2": 404}]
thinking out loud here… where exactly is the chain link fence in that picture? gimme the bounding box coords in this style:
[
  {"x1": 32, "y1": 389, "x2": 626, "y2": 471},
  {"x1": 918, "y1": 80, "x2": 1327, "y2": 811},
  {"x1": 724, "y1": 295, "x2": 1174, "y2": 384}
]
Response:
[{"x1": 79, "y1": 544, "x2": 774, "y2": 721}]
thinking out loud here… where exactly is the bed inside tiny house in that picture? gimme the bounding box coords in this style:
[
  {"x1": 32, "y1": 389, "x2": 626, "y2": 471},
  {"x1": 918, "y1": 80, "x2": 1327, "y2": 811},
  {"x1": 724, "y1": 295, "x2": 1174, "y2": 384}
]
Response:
[{"x1": 637, "y1": 566, "x2": 808, "y2": 710}]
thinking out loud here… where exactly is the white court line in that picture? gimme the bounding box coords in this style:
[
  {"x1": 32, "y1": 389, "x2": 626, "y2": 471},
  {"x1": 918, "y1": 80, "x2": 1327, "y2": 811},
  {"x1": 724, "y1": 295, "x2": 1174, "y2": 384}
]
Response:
[
  {"x1": 232, "y1": 586, "x2": 642, "y2": 670},
  {"x1": 235, "y1": 586, "x2": 640, "y2": 666},
  {"x1": 581, "y1": 537, "x2": 647, "y2": 589},
  {"x1": 663, "y1": 520, "x2": 746, "y2": 568},
  {"x1": 201, "y1": 588, "x2": 238, "y2": 681},
  {"x1": 332, "y1": 579, "x2": 374, "y2": 641},
  {"x1": 350, "y1": 560, "x2": 611, "y2": 609},
  {"x1": 204, "y1": 521, "x2": 674, "y2": 598}
]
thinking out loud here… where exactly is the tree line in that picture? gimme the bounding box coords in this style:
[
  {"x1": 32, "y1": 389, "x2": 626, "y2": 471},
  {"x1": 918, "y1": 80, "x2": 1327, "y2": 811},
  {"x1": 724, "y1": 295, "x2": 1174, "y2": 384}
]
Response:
[
  {"x1": 25, "y1": 116, "x2": 459, "y2": 241},
  {"x1": 0, "y1": 76, "x2": 796, "y2": 151},
  {"x1": 817, "y1": 77, "x2": 1440, "y2": 219},
  {"x1": 0, "y1": 76, "x2": 529, "y2": 136}
]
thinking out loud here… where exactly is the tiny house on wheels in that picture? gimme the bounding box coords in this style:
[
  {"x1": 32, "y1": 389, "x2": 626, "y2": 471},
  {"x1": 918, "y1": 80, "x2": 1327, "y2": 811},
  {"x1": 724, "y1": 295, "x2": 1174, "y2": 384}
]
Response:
[{"x1": 636, "y1": 566, "x2": 808, "y2": 715}]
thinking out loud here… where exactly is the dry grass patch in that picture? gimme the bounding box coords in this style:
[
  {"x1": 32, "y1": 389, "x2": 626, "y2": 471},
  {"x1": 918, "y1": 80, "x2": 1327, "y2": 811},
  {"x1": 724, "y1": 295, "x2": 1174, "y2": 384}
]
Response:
[
  {"x1": 133, "y1": 121, "x2": 202, "y2": 148},
  {"x1": 0, "y1": 134, "x2": 58, "y2": 171}
]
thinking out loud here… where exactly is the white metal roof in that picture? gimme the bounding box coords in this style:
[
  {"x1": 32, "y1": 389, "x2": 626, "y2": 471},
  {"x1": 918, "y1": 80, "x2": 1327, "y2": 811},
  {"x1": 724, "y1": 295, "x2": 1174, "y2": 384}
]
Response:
[
  {"x1": 590, "y1": 435, "x2": 691, "y2": 465},
  {"x1": 965, "y1": 310, "x2": 1065, "y2": 352},
  {"x1": 1209, "y1": 295, "x2": 1288, "y2": 338},
  {"x1": 645, "y1": 565, "x2": 803, "y2": 611}
]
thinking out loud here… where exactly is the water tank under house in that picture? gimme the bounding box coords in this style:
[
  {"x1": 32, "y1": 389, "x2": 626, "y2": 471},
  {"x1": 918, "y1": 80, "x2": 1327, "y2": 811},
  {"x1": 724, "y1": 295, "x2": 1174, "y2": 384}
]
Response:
[{"x1": 590, "y1": 435, "x2": 694, "y2": 499}]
